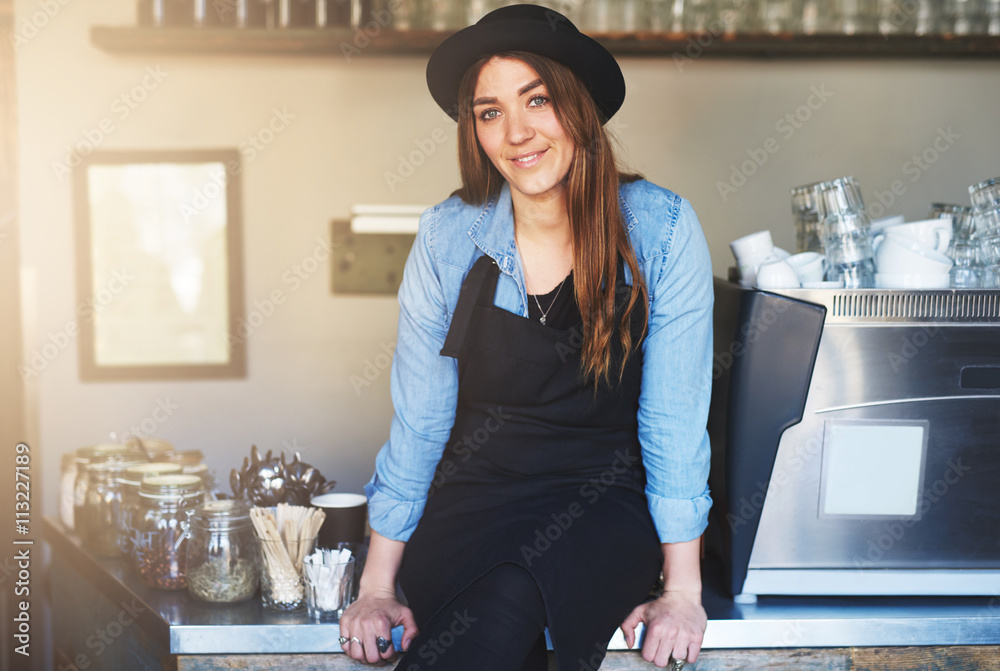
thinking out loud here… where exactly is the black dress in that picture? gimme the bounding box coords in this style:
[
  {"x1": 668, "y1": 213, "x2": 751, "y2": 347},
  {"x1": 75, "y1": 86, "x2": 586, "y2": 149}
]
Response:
[{"x1": 397, "y1": 255, "x2": 663, "y2": 670}]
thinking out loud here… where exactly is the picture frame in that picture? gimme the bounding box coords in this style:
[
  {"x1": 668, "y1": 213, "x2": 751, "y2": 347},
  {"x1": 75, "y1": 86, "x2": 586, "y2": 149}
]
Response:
[{"x1": 73, "y1": 149, "x2": 246, "y2": 381}]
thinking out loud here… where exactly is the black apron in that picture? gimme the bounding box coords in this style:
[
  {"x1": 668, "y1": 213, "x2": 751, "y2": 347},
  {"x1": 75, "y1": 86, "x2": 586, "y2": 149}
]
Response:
[{"x1": 397, "y1": 255, "x2": 663, "y2": 670}]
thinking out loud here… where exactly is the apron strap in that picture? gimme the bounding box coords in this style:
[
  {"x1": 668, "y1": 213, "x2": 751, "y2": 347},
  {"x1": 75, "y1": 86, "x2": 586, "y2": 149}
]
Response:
[{"x1": 440, "y1": 254, "x2": 499, "y2": 359}]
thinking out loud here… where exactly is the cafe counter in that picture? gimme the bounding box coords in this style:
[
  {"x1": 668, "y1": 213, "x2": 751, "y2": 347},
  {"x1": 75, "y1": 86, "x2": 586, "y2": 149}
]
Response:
[{"x1": 43, "y1": 516, "x2": 1000, "y2": 671}]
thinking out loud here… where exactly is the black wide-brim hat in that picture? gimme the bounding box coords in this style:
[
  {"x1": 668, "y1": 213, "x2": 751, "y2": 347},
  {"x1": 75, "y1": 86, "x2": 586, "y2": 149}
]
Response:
[{"x1": 426, "y1": 4, "x2": 625, "y2": 124}]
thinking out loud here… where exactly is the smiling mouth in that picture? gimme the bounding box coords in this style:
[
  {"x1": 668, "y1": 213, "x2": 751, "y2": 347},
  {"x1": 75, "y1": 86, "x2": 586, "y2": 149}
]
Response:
[{"x1": 511, "y1": 150, "x2": 546, "y2": 166}]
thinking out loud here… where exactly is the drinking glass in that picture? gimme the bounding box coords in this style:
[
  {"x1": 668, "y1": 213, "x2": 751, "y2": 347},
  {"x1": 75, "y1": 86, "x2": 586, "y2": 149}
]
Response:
[
  {"x1": 950, "y1": 239, "x2": 985, "y2": 288},
  {"x1": 943, "y1": 0, "x2": 987, "y2": 33},
  {"x1": 791, "y1": 181, "x2": 825, "y2": 254},
  {"x1": 258, "y1": 536, "x2": 316, "y2": 611},
  {"x1": 988, "y1": 0, "x2": 1000, "y2": 33},
  {"x1": 830, "y1": 0, "x2": 880, "y2": 33},
  {"x1": 878, "y1": 0, "x2": 918, "y2": 33},
  {"x1": 818, "y1": 178, "x2": 876, "y2": 288},
  {"x1": 759, "y1": 0, "x2": 799, "y2": 32},
  {"x1": 930, "y1": 203, "x2": 977, "y2": 249},
  {"x1": 304, "y1": 555, "x2": 355, "y2": 622}
]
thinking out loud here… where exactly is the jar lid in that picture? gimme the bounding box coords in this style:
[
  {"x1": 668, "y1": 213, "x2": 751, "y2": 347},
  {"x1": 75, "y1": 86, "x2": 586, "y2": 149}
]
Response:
[
  {"x1": 167, "y1": 449, "x2": 205, "y2": 466},
  {"x1": 77, "y1": 443, "x2": 131, "y2": 460},
  {"x1": 191, "y1": 499, "x2": 251, "y2": 526},
  {"x1": 119, "y1": 462, "x2": 183, "y2": 487},
  {"x1": 85, "y1": 456, "x2": 146, "y2": 474},
  {"x1": 127, "y1": 437, "x2": 176, "y2": 460},
  {"x1": 139, "y1": 473, "x2": 204, "y2": 499}
]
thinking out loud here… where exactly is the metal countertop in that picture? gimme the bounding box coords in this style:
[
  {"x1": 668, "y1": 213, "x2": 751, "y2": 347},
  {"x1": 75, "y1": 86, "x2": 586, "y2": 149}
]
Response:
[{"x1": 43, "y1": 517, "x2": 1000, "y2": 655}]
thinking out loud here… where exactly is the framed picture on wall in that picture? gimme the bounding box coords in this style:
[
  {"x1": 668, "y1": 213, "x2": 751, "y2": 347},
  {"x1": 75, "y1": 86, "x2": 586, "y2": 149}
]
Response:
[{"x1": 73, "y1": 149, "x2": 246, "y2": 381}]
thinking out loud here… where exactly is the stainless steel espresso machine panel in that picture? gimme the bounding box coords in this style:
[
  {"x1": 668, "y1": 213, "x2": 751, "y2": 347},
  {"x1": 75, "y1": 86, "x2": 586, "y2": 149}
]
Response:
[{"x1": 707, "y1": 281, "x2": 1000, "y2": 599}]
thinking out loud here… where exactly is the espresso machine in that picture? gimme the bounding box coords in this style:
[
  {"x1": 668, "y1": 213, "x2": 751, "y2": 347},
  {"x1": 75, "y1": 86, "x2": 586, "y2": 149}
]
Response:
[{"x1": 706, "y1": 279, "x2": 1000, "y2": 600}]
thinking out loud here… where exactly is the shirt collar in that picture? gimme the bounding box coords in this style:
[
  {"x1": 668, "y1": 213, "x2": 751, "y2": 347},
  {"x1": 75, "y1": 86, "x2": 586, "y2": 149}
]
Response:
[{"x1": 467, "y1": 182, "x2": 520, "y2": 276}]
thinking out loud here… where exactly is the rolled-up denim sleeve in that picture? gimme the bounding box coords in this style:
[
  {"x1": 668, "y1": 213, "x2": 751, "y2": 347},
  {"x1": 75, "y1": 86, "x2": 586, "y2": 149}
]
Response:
[
  {"x1": 364, "y1": 209, "x2": 459, "y2": 542},
  {"x1": 638, "y1": 197, "x2": 714, "y2": 543}
]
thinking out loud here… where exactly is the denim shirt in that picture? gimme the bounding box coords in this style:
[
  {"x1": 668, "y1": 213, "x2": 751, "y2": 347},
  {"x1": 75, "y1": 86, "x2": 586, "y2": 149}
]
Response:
[{"x1": 364, "y1": 179, "x2": 714, "y2": 544}]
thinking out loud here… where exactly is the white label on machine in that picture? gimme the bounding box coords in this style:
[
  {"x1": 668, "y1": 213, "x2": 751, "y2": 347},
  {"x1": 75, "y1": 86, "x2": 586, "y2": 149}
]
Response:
[{"x1": 820, "y1": 421, "x2": 927, "y2": 517}]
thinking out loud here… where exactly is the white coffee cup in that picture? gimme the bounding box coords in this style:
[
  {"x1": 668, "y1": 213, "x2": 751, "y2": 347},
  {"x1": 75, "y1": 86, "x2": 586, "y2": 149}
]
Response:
[
  {"x1": 878, "y1": 219, "x2": 952, "y2": 254},
  {"x1": 755, "y1": 258, "x2": 800, "y2": 290},
  {"x1": 869, "y1": 214, "x2": 905, "y2": 235},
  {"x1": 875, "y1": 273, "x2": 951, "y2": 290},
  {"x1": 786, "y1": 252, "x2": 825, "y2": 283},
  {"x1": 730, "y1": 230, "x2": 774, "y2": 285},
  {"x1": 874, "y1": 233, "x2": 953, "y2": 275}
]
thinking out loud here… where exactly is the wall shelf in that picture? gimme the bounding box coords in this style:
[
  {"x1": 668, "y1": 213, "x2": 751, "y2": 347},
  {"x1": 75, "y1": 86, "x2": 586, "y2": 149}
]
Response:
[{"x1": 90, "y1": 25, "x2": 1000, "y2": 58}]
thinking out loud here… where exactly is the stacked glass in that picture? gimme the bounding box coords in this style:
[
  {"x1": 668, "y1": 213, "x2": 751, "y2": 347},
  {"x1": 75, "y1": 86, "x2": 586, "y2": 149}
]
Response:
[
  {"x1": 931, "y1": 203, "x2": 984, "y2": 288},
  {"x1": 790, "y1": 181, "x2": 825, "y2": 254},
  {"x1": 970, "y1": 177, "x2": 1000, "y2": 288},
  {"x1": 816, "y1": 176, "x2": 876, "y2": 288}
]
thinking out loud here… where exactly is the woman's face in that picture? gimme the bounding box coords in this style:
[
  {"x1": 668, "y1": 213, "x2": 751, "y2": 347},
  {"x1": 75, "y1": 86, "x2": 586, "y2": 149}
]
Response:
[{"x1": 472, "y1": 57, "x2": 574, "y2": 207}]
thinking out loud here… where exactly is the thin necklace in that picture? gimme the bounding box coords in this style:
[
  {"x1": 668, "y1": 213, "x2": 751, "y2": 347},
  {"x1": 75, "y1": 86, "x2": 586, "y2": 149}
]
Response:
[
  {"x1": 532, "y1": 276, "x2": 568, "y2": 325},
  {"x1": 515, "y1": 236, "x2": 569, "y2": 325}
]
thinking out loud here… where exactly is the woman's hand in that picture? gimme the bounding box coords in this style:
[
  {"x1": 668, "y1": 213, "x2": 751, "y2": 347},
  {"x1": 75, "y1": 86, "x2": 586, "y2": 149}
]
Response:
[
  {"x1": 620, "y1": 589, "x2": 707, "y2": 668},
  {"x1": 338, "y1": 587, "x2": 419, "y2": 665}
]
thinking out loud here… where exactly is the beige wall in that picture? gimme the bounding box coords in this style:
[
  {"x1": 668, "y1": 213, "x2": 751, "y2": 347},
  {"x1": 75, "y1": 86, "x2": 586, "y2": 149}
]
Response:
[{"x1": 15, "y1": 0, "x2": 1000, "y2": 515}]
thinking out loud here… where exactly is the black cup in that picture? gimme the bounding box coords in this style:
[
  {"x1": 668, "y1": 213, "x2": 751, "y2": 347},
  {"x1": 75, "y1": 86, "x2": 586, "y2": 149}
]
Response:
[{"x1": 311, "y1": 493, "x2": 367, "y2": 548}]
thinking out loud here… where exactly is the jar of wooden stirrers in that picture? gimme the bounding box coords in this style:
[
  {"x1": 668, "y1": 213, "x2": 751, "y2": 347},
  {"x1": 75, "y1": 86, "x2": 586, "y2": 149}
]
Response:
[{"x1": 249, "y1": 504, "x2": 325, "y2": 611}]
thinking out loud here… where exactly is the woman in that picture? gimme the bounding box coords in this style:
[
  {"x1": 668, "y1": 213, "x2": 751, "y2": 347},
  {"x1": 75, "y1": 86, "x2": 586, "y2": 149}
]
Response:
[{"x1": 339, "y1": 5, "x2": 713, "y2": 670}]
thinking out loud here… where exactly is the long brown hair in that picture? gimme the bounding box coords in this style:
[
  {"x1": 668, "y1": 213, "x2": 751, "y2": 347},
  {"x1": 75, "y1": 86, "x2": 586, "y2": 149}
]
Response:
[{"x1": 452, "y1": 51, "x2": 647, "y2": 386}]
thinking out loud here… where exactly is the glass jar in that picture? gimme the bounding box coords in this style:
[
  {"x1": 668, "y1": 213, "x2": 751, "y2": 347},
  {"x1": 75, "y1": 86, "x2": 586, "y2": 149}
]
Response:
[
  {"x1": 72, "y1": 444, "x2": 146, "y2": 532},
  {"x1": 182, "y1": 462, "x2": 217, "y2": 498},
  {"x1": 186, "y1": 500, "x2": 260, "y2": 603},
  {"x1": 81, "y1": 459, "x2": 143, "y2": 557},
  {"x1": 133, "y1": 474, "x2": 205, "y2": 590},
  {"x1": 117, "y1": 462, "x2": 184, "y2": 562},
  {"x1": 60, "y1": 452, "x2": 83, "y2": 529}
]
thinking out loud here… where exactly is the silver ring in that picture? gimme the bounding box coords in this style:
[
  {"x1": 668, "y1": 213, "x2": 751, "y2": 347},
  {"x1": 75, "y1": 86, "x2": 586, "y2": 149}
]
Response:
[
  {"x1": 338, "y1": 636, "x2": 349, "y2": 645},
  {"x1": 668, "y1": 658, "x2": 686, "y2": 671},
  {"x1": 376, "y1": 636, "x2": 390, "y2": 653},
  {"x1": 350, "y1": 636, "x2": 362, "y2": 645}
]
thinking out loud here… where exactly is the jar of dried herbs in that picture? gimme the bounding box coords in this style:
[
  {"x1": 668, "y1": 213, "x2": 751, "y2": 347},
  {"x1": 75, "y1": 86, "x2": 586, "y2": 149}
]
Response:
[
  {"x1": 133, "y1": 474, "x2": 204, "y2": 590},
  {"x1": 117, "y1": 462, "x2": 183, "y2": 562},
  {"x1": 186, "y1": 500, "x2": 259, "y2": 603}
]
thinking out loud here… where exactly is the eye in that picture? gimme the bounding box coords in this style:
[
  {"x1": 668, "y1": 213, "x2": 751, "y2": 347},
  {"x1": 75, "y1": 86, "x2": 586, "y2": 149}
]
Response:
[
  {"x1": 478, "y1": 108, "x2": 500, "y2": 122},
  {"x1": 527, "y1": 95, "x2": 550, "y2": 108}
]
